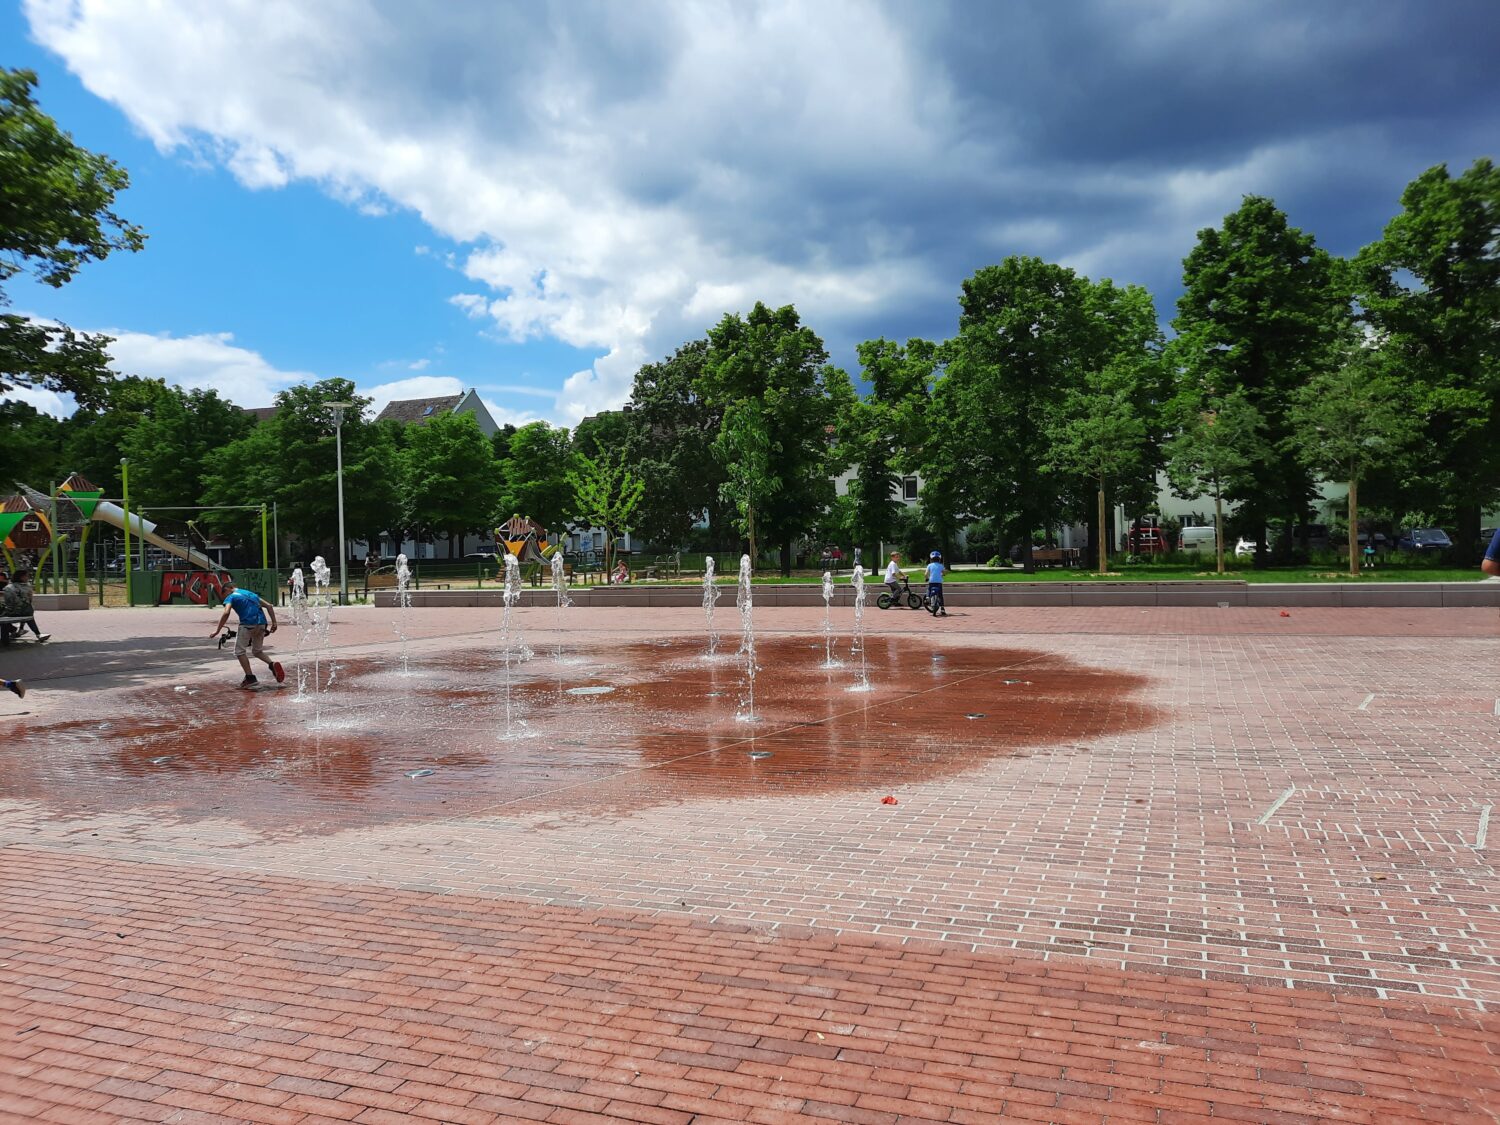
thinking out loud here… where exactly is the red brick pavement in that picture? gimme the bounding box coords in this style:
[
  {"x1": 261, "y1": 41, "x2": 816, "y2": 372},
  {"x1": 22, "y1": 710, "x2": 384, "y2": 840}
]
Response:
[
  {"x1": 3, "y1": 848, "x2": 1499, "y2": 1125},
  {"x1": 1, "y1": 604, "x2": 1498, "y2": 1122}
]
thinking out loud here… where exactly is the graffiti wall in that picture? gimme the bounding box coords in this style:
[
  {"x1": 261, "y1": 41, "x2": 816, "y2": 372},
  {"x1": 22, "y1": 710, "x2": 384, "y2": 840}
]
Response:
[{"x1": 129, "y1": 569, "x2": 278, "y2": 607}]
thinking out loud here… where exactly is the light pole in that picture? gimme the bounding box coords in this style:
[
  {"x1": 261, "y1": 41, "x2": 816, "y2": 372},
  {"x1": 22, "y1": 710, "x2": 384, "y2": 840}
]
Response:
[
  {"x1": 120, "y1": 458, "x2": 132, "y2": 607},
  {"x1": 327, "y1": 401, "x2": 354, "y2": 604}
]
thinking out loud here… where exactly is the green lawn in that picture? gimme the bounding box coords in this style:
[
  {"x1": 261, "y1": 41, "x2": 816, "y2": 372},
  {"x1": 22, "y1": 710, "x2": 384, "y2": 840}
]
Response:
[{"x1": 655, "y1": 563, "x2": 1481, "y2": 585}]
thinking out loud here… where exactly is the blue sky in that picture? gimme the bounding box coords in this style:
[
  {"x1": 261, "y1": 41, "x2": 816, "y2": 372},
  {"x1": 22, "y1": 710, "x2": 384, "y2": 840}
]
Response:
[{"x1": 6, "y1": 0, "x2": 1498, "y2": 426}]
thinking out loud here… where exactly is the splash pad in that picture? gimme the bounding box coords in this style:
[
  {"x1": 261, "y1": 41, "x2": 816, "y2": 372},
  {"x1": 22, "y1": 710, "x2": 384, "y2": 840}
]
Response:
[{"x1": 3, "y1": 624, "x2": 1154, "y2": 837}]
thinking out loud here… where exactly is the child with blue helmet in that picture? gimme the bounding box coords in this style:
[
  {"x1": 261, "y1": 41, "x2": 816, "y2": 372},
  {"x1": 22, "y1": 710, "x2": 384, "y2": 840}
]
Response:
[{"x1": 924, "y1": 550, "x2": 947, "y2": 616}]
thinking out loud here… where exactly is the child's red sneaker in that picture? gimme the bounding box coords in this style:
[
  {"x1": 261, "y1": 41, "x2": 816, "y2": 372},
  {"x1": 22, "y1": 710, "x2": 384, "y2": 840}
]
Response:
[{"x1": 271, "y1": 661, "x2": 286, "y2": 683}]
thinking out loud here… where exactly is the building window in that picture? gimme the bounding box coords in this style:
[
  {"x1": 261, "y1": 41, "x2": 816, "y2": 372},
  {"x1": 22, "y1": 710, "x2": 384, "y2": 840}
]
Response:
[
  {"x1": 422, "y1": 405, "x2": 435, "y2": 416},
  {"x1": 902, "y1": 477, "x2": 919, "y2": 500}
]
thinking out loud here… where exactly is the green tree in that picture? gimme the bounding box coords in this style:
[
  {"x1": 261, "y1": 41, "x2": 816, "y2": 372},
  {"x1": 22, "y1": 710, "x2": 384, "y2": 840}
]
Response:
[
  {"x1": 1164, "y1": 391, "x2": 1269, "y2": 573},
  {"x1": 622, "y1": 340, "x2": 726, "y2": 550},
  {"x1": 60, "y1": 376, "x2": 175, "y2": 496},
  {"x1": 203, "y1": 380, "x2": 398, "y2": 561},
  {"x1": 700, "y1": 302, "x2": 853, "y2": 575},
  {"x1": 120, "y1": 388, "x2": 251, "y2": 509},
  {"x1": 1351, "y1": 159, "x2": 1500, "y2": 559},
  {"x1": 843, "y1": 338, "x2": 937, "y2": 556},
  {"x1": 714, "y1": 399, "x2": 777, "y2": 567},
  {"x1": 1171, "y1": 196, "x2": 1350, "y2": 563},
  {"x1": 932, "y1": 257, "x2": 1092, "y2": 571},
  {"x1": 1, "y1": 68, "x2": 145, "y2": 406},
  {"x1": 1289, "y1": 350, "x2": 1420, "y2": 576},
  {"x1": 566, "y1": 450, "x2": 645, "y2": 577},
  {"x1": 1054, "y1": 281, "x2": 1166, "y2": 573},
  {"x1": 500, "y1": 421, "x2": 574, "y2": 532},
  {"x1": 571, "y1": 410, "x2": 632, "y2": 460},
  {"x1": 0, "y1": 399, "x2": 65, "y2": 488},
  {"x1": 399, "y1": 412, "x2": 504, "y2": 556}
]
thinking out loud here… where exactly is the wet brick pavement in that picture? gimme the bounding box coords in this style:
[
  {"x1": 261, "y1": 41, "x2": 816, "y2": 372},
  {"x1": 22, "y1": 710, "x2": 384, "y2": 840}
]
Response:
[{"x1": 1, "y1": 602, "x2": 1498, "y2": 1123}]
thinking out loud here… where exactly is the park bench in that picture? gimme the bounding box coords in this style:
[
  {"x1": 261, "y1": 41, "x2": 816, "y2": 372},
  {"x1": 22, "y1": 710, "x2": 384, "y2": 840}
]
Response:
[
  {"x1": 1031, "y1": 547, "x2": 1082, "y2": 568},
  {"x1": 361, "y1": 570, "x2": 450, "y2": 597}
]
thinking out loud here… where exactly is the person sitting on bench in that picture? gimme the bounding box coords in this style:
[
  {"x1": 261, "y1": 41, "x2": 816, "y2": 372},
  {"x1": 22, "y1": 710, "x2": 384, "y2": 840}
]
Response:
[{"x1": 2, "y1": 569, "x2": 49, "y2": 643}]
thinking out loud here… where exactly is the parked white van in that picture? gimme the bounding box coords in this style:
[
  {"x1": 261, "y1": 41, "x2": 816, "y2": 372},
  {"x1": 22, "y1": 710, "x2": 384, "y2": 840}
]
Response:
[{"x1": 1178, "y1": 526, "x2": 1219, "y2": 553}]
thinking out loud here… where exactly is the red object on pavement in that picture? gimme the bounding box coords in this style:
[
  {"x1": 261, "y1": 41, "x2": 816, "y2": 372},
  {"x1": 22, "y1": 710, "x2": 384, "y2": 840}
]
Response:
[
  {"x1": 1279, "y1": 611, "x2": 1291, "y2": 617},
  {"x1": 881, "y1": 795, "x2": 898, "y2": 805}
]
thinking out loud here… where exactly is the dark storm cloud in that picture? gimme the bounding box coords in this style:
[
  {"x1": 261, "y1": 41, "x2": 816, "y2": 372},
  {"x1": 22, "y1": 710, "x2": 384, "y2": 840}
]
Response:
[
  {"x1": 373, "y1": 0, "x2": 1500, "y2": 358},
  {"x1": 28, "y1": 0, "x2": 1496, "y2": 408}
]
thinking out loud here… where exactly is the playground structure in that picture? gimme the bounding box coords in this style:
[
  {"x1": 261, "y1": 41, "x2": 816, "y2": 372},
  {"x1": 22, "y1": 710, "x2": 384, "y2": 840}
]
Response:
[
  {"x1": 4, "y1": 473, "x2": 278, "y2": 605},
  {"x1": 495, "y1": 515, "x2": 556, "y2": 563}
]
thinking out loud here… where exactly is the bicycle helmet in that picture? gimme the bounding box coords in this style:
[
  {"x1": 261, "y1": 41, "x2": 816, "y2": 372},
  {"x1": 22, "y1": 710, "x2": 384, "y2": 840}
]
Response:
[{"x1": 929, "y1": 550, "x2": 942, "y2": 561}]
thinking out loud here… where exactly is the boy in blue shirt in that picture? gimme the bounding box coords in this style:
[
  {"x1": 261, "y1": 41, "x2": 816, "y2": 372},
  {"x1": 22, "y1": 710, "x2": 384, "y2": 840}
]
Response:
[
  {"x1": 1483, "y1": 527, "x2": 1500, "y2": 578},
  {"x1": 925, "y1": 551, "x2": 948, "y2": 617},
  {"x1": 211, "y1": 577, "x2": 283, "y2": 689}
]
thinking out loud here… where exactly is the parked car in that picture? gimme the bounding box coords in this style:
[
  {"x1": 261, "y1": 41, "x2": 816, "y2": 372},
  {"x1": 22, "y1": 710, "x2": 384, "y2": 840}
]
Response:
[
  {"x1": 1295, "y1": 524, "x2": 1331, "y2": 551},
  {"x1": 1177, "y1": 526, "x2": 1218, "y2": 553},
  {"x1": 1233, "y1": 538, "x2": 1255, "y2": 558},
  {"x1": 1396, "y1": 528, "x2": 1452, "y2": 552}
]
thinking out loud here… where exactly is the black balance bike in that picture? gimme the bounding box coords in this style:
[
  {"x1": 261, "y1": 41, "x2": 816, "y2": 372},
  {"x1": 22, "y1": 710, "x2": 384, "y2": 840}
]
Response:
[{"x1": 876, "y1": 574, "x2": 930, "y2": 611}]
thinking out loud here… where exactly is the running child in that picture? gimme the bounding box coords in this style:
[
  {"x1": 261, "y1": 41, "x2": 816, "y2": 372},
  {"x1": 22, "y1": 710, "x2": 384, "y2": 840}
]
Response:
[{"x1": 211, "y1": 577, "x2": 284, "y2": 689}]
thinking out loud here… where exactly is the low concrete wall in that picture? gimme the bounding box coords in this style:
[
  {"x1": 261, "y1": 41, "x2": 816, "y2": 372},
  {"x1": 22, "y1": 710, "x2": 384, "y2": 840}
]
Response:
[
  {"x1": 33, "y1": 593, "x2": 90, "y2": 611},
  {"x1": 376, "y1": 580, "x2": 1500, "y2": 610}
]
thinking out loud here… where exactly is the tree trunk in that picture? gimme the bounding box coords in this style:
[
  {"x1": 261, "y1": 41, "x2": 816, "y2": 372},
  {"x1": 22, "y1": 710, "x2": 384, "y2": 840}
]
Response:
[
  {"x1": 1020, "y1": 538, "x2": 1034, "y2": 574},
  {"x1": 780, "y1": 535, "x2": 792, "y2": 578},
  {"x1": 746, "y1": 507, "x2": 756, "y2": 574},
  {"x1": 1214, "y1": 492, "x2": 1225, "y2": 574},
  {"x1": 1097, "y1": 479, "x2": 1107, "y2": 575},
  {"x1": 1347, "y1": 478, "x2": 1358, "y2": 578},
  {"x1": 1457, "y1": 502, "x2": 1482, "y2": 565}
]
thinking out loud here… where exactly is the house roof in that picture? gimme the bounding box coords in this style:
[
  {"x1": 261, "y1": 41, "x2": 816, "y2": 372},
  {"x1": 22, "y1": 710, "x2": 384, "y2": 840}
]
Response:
[
  {"x1": 243, "y1": 406, "x2": 279, "y2": 424},
  {"x1": 375, "y1": 395, "x2": 463, "y2": 425}
]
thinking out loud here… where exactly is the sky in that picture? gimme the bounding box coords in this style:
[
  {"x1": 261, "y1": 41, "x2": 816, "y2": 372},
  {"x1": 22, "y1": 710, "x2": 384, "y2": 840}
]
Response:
[{"x1": 5, "y1": 0, "x2": 1498, "y2": 427}]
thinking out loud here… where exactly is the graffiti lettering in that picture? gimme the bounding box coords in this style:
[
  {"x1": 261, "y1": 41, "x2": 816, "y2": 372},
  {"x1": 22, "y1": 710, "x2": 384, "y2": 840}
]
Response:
[{"x1": 157, "y1": 571, "x2": 233, "y2": 606}]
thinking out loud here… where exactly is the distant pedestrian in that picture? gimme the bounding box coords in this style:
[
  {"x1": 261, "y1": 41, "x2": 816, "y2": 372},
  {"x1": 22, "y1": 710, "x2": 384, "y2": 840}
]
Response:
[
  {"x1": 211, "y1": 577, "x2": 284, "y2": 690},
  {"x1": 925, "y1": 551, "x2": 947, "y2": 617}
]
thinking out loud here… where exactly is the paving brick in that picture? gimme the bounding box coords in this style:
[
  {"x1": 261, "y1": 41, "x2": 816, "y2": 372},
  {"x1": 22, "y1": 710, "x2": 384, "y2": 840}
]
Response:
[{"x1": 4, "y1": 606, "x2": 1500, "y2": 1123}]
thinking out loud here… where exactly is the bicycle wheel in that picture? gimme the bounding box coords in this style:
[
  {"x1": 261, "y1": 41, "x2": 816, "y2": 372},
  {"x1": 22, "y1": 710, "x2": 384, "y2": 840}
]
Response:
[
  {"x1": 876, "y1": 593, "x2": 894, "y2": 610},
  {"x1": 906, "y1": 593, "x2": 924, "y2": 610}
]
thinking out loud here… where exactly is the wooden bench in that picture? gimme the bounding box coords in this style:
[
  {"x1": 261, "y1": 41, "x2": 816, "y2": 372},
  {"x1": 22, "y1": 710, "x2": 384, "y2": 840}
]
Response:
[
  {"x1": 363, "y1": 572, "x2": 450, "y2": 596},
  {"x1": 1031, "y1": 547, "x2": 1082, "y2": 568}
]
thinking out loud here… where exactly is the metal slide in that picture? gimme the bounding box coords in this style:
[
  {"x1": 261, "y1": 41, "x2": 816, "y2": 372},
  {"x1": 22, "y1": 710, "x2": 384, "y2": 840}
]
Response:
[{"x1": 91, "y1": 500, "x2": 221, "y2": 571}]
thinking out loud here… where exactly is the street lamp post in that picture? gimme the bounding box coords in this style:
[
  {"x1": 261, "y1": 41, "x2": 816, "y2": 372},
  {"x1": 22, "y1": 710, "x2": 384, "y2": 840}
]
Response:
[
  {"x1": 120, "y1": 458, "x2": 132, "y2": 607},
  {"x1": 327, "y1": 401, "x2": 354, "y2": 604}
]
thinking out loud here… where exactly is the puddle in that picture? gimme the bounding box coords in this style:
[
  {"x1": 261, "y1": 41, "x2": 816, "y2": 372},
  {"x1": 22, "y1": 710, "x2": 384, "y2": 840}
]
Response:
[{"x1": 0, "y1": 637, "x2": 1157, "y2": 837}]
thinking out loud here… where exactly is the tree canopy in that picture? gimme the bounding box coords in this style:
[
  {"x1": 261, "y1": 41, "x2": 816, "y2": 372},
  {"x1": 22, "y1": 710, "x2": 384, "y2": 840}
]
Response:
[{"x1": 0, "y1": 68, "x2": 145, "y2": 407}]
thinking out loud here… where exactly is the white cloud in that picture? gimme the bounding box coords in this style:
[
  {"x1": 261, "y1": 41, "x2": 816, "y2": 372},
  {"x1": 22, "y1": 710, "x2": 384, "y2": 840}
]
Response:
[
  {"x1": 101, "y1": 328, "x2": 311, "y2": 406},
  {"x1": 480, "y1": 398, "x2": 543, "y2": 430},
  {"x1": 24, "y1": 0, "x2": 1492, "y2": 422},
  {"x1": 407, "y1": 358, "x2": 430, "y2": 371},
  {"x1": 23, "y1": 0, "x2": 970, "y2": 421},
  {"x1": 3, "y1": 385, "x2": 72, "y2": 418}
]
